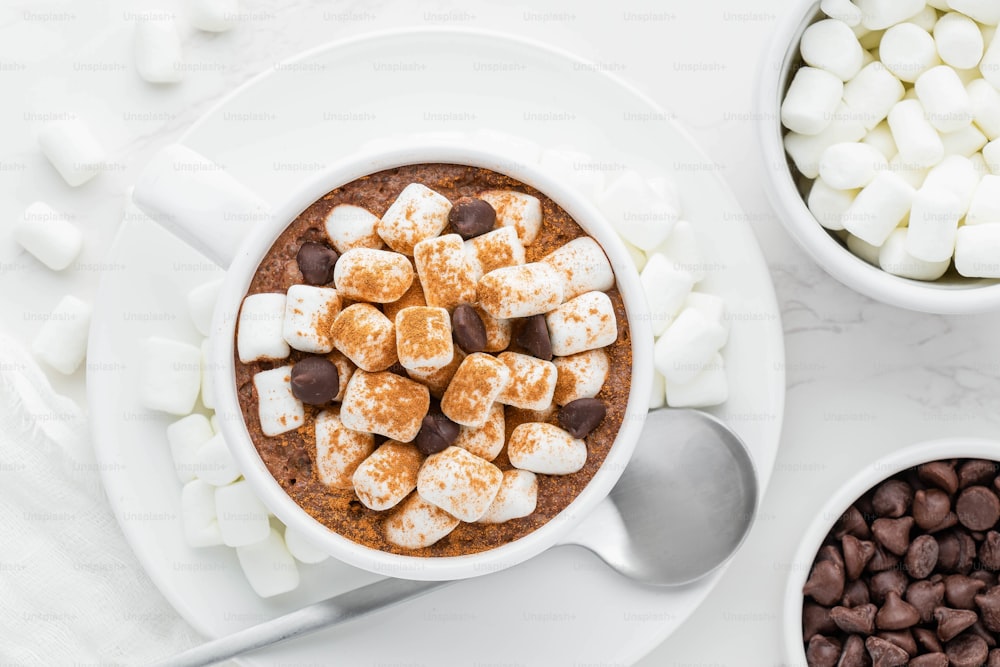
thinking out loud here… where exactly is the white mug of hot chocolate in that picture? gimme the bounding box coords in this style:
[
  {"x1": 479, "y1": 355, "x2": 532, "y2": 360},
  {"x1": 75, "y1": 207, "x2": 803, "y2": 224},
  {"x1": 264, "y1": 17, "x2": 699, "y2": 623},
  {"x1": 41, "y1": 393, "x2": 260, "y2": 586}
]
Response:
[{"x1": 132, "y1": 139, "x2": 654, "y2": 581}]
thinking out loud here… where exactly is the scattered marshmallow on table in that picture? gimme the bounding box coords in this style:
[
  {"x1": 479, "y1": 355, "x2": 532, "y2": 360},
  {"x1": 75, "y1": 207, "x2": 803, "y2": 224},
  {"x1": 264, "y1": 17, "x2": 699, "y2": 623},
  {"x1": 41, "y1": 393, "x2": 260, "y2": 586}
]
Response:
[
  {"x1": 780, "y1": 67, "x2": 844, "y2": 135},
  {"x1": 639, "y1": 253, "x2": 695, "y2": 335},
  {"x1": 855, "y1": 0, "x2": 927, "y2": 31},
  {"x1": 330, "y1": 304, "x2": 397, "y2": 372},
  {"x1": 194, "y1": 432, "x2": 241, "y2": 486},
  {"x1": 546, "y1": 291, "x2": 618, "y2": 357},
  {"x1": 417, "y1": 447, "x2": 503, "y2": 522},
  {"x1": 340, "y1": 371, "x2": 429, "y2": 442},
  {"x1": 351, "y1": 441, "x2": 423, "y2": 511},
  {"x1": 180, "y1": 479, "x2": 223, "y2": 548},
  {"x1": 463, "y1": 226, "x2": 525, "y2": 282},
  {"x1": 283, "y1": 525, "x2": 329, "y2": 565},
  {"x1": 377, "y1": 183, "x2": 452, "y2": 255},
  {"x1": 648, "y1": 372, "x2": 666, "y2": 410},
  {"x1": 956, "y1": 224, "x2": 1000, "y2": 278},
  {"x1": 15, "y1": 202, "x2": 83, "y2": 271},
  {"x1": 653, "y1": 308, "x2": 728, "y2": 387},
  {"x1": 281, "y1": 285, "x2": 341, "y2": 354},
  {"x1": 799, "y1": 19, "x2": 864, "y2": 81},
  {"x1": 496, "y1": 352, "x2": 557, "y2": 411},
  {"x1": 333, "y1": 248, "x2": 414, "y2": 303},
  {"x1": 253, "y1": 366, "x2": 305, "y2": 437},
  {"x1": 478, "y1": 190, "x2": 542, "y2": 246},
  {"x1": 879, "y1": 228, "x2": 951, "y2": 281},
  {"x1": 188, "y1": 0, "x2": 238, "y2": 32},
  {"x1": 133, "y1": 19, "x2": 184, "y2": 83},
  {"x1": 966, "y1": 175, "x2": 1000, "y2": 225},
  {"x1": 598, "y1": 170, "x2": 677, "y2": 251},
  {"x1": 842, "y1": 172, "x2": 915, "y2": 246},
  {"x1": 552, "y1": 349, "x2": 609, "y2": 406},
  {"x1": 914, "y1": 66, "x2": 973, "y2": 134},
  {"x1": 395, "y1": 306, "x2": 453, "y2": 372},
  {"x1": 413, "y1": 234, "x2": 477, "y2": 310},
  {"x1": 478, "y1": 470, "x2": 538, "y2": 524},
  {"x1": 235, "y1": 528, "x2": 300, "y2": 599},
  {"x1": 905, "y1": 187, "x2": 963, "y2": 262},
  {"x1": 452, "y1": 403, "x2": 505, "y2": 461},
  {"x1": 879, "y1": 22, "x2": 941, "y2": 84},
  {"x1": 187, "y1": 279, "x2": 223, "y2": 337},
  {"x1": 888, "y1": 99, "x2": 945, "y2": 168},
  {"x1": 139, "y1": 337, "x2": 202, "y2": 415},
  {"x1": 237, "y1": 293, "x2": 289, "y2": 363},
  {"x1": 818, "y1": 142, "x2": 888, "y2": 190},
  {"x1": 324, "y1": 204, "x2": 384, "y2": 253},
  {"x1": 384, "y1": 492, "x2": 460, "y2": 550},
  {"x1": 808, "y1": 178, "x2": 856, "y2": 231},
  {"x1": 441, "y1": 353, "x2": 510, "y2": 428},
  {"x1": 166, "y1": 414, "x2": 214, "y2": 483},
  {"x1": 314, "y1": 409, "x2": 375, "y2": 489},
  {"x1": 650, "y1": 220, "x2": 705, "y2": 282},
  {"x1": 934, "y1": 12, "x2": 985, "y2": 70},
  {"x1": 684, "y1": 292, "x2": 728, "y2": 331},
  {"x1": 541, "y1": 237, "x2": 615, "y2": 301},
  {"x1": 199, "y1": 340, "x2": 215, "y2": 410},
  {"x1": 507, "y1": 423, "x2": 587, "y2": 475},
  {"x1": 665, "y1": 354, "x2": 728, "y2": 409},
  {"x1": 214, "y1": 479, "x2": 271, "y2": 548},
  {"x1": 477, "y1": 262, "x2": 564, "y2": 320},
  {"x1": 37, "y1": 119, "x2": 105, "y2": 187}
]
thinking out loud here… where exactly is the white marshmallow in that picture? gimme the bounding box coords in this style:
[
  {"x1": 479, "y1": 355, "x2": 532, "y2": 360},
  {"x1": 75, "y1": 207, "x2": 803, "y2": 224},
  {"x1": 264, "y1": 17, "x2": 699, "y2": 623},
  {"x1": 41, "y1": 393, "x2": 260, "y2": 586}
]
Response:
[
  {"x1": 314, "y1": 409, "x2": 375, "y2": 489},
  {"x1": 417, "y1": 447, "x2": 503, "y2": 522},
  {"x1": 352, "y1": 441, "x2": 422, "y2": 511},
  {"x1": 598, "y1": 170, "x2": 678, "y2": 251},
  {"x1": 180, "y1": 479, "x2": 223, "y2": 548},
  {"x1": 665, "y1": 354, "x2": 729, "y2": 409},
  {"x1": 981, "y1": 27, "x2": 1000, "y2": 89},
  {"x1": 281, "y1": 285, "x2": 340, "y2": 354},
  {"x1": 879, "y1": 228, "x2": 951, "y2": 280},
  {"x1": 955, "y1": 223, "x2": 1000, "y2": 277},
  {"x1": 984, "y1": 140, "x2": 1000, "y2": 173},
  {"x1": 463, "y1": 226, "x2": 526, "y2": 282},
  {"x1": 330, "y1": 304, "x2": 397, "y2": 372},
  {"x1": 508, "y1": 423, "x2": 587, "y2": 475},
  {"x1": 37, "y1": 119, "x2": 105, "y2": 187},
  {"x1": 253, "y1": 366, "x2": 305, "y2": 437},
  {"x1": 187, "y1": 278, "x2": 222, "y2": 337},
  {"x1": 862, "y1": 122, "x2": 899, "y2": 160},
  {"x1": 236, "y1": 528, "x2": 300, "y2": 598},
  {"x1": 909, "y1": 4, "x2": 939, "y2": 30},
  {"x1": 283, "y1": 526, "x2": 329, "y2": 565},
  {"x1": 842, "y1": 63, "x2": 906, "y2": 130},
  {"x1": 478, "y1": 470, "x2": 538, "y2": 524},
  {"x1": 324, "y1": 204, "x2": 384, "y2": 253},
  {"x1": 188, "y1": 0, "x2": 238, "y2": 32},
  {"x1": 237, "y1": 293, "x2": 289, "y2": 362},
  {"x1": 927, "y1": 0, "x2": 951, "y2": 9},
  {"x1": 541, "y1": 237, "x2": 615, "y2": 301},
  {"x1": 922, "y1": 155, "x2": 981, "y2": 213},
  {"x1": 888, "y1": 100, "x2": 945, "y2": 167},
  {"x1": 384, "y1": 493, "x2": 460, "y2": 550},
  {"x1": 414, "y1": 234, "x2": 477, "y2": 311},
  {"x1": 880, "y1": 23, "x2": 941, "y2": 83},
  {"x1": 441, "y1": 354, "x2": 510, "y2": 428},
  {"x1": 905, "y1": 187, "x2": 963, "y2": 261},
  {"x1": 553, "y1": 349, "x2": 610, "y2": 406},
  {"x1": 340, "y1": 371, "x2": 429, "y2": 442},
  {"x1": 133, "y1": 19, "x2": 183, "y2": 83},
  {"x1": 683, "y1": 292, "x2": 728, "y2": 334},
  {"x1": 648, "y1": 372, "x2": 666, "y2": 410},
  {"x1": 939, "y1": 123, "x2": 988, "y2": 157},
  {"x1": 784, "y1": 104, "x2": 868, "y2": 178},
  {"x1": 333, "y1": 248, "x2": 414, "y2": 303},
  {"x1": 970, "y1": 150, "x2": 991, "y2": 177},
  {"x1": 808, "y1": 178, "x2": 858, "y2": 231},
  {"x1": 842, "y1": 172, "x2": 916, "y2": 246},
  {"x1": 193, "y1": 432, "x2": 241, "y2": 486},
  {"x1": 167, "y1": 414, "x2": 214, "y2": 483},
  {"x1": 646, "y1": 174, "x2": 682, "y2": 213},
  {"x1": 538, "y1": 149, "x2": 606, "y2": 201},
  {"x1": 819, "y1": 142, "x2": 889, "y2": 190},
  {"x1": 200, "y1": 339, "x2": 215, "y2": 409},
  {"x1": 623, "y1": 239, "x2": 647, "y2": 272},
  {"x1": 453, "y1": 403, "x2": 505, "y2": 461},
  {"x1": 477, "y1": 262, "x2": 564, "y2": 320},
  {"x1": 395, "y1": 306, "x2": 453, "y2": 372},
  {"x1": 800, "y1": 19, "x2": 865, "y2": 81},
  {"x1": 639, "y1": 253, "x2": 695, "y2": 335},
  {"x1": 847, "y1": 234, "x2": 882, "y2": 265},
  {"x1": 947, "y1": 0, "x2": 1000, "y2": 25},
  {"x1": 915, "y1": 66, "x2": 973, "y2": 133},
  {"x1": 377, "y1": 183, "x2": 451, "y2": 255},
  {"x1": 215, "y1": 480, "x2": 270, "y2": 548},
  {"x1": 934, "y1": 13, "x2": 985, "y2": 69},
  {"x1": 856, "y1": 0, "x2": 927, "y2": 30},
  {"x1": 15, "y1": 202, "x2": 83, "y2": 271},
  {"x1": 651, "y1": 220, "x2": 706, "y2": 282},
  {"x1": 967, "y1": 175, "x2": 1000, "y2": 225},
  {"x1": 546, "y1": 291, "x2": 618, "y2": 357},
  {"x1": 478, "y1": 190, "x2": 543, "y2": 246},
  {"x1": 138, "y1": 337, "x2": 202, "y2": 414},
  {"x1": 653, "y1": 308, "x2": 728, "y2": 386},
  {"x1": 821, "y1": 0, "x2": 863, "y2": 26},
  {"x1": 888, "y1": 153, "x2": 928, "y2": 190},
  {"x1": 968, "y1": 79, "x2": 1000, "y2": 140},
  {"x1": 496, "y1": 352, "x2": 557, "y2": 411},
  {"x1": 780, "y1": 67, "x2": 845, "y2": 135}
]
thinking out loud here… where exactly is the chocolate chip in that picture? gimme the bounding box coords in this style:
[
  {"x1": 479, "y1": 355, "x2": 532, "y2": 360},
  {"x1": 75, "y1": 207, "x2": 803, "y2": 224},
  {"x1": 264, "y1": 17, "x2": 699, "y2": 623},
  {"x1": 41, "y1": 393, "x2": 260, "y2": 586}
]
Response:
[
  {"x1": 928, "y1": 511, "x2": 959, "y2": 534},
  {"x1": 969, "y1": 619, "x2": 998, "y2": 648},
  {"x1": 451, "y1": 304, "x2": 487, "y2": 354},
  {"x1": 937, "y1": 531, "x2": 977, "y2": 574},
  {"x1": 945, "y1": 574, "x2": 987, "y2": 610},
  {"x1": 838, "y1": 635, "x2": 867, "y2": 667},
  {"x1": 959, "y1": 460, "x2": 998, "y2": 489},
  {"x1": 805, "y1": 560, "x2": 846, "y2": 607},
  {"x1": 877, "y1": 629, "x2": 917, "y2": 657},
  {"x1": 908, "y1": 581, "x2": 947, "y2": 624},
  {"x1": 296, "y1": 242, "x2": 339, "y2": 285},
  {"x1": 919, "y1": 461, "x2": 960, "y2": 495},
  {"x1": 414, "y1": 412, "x2": 459, "y2": 456},
  {"x1": 867, "y1": 544, "x2": 900, "y2": 574},
  {"x1": 806, "y1": 635, "x2": 842, "y2": 667},
  {"x1": 972, "y1": 570, "x2": 999, "y2": 588},
  {"x1": 935, "y1": 606, "x2": 979, "y2": 642},
  {"x1": 870, "y1": 570, "x2": 908, "y2": 604},
  {"x1": 946, "y1": 634, "x2": 989, "y2": 667},
  {"x1": 877, "y1": 591, "x2": 921, "y2": 630},
  {"x1": 990, "y1": 647, "x2": 1000, "y2": 666},
  {"x1": 448, "y1": 197, "x2": 496, "y2": 240},
  {"x1": 803, "y1": 602, "x2": 838, "y2": 642},
  {"x1": 873, "y1": 480, "x2": 914, "y2": 518},
  {"x1": 835, "y1": 505, "x2": 872, "y2": 539},
  {"x1": 865, "y1": 635, "x2": 909, "y2": 667},
  {"x1": 914, "y1": 489, "x2": 952, "y2": 530},
  {"x1": 906, "y1": 534, "x2": 940, "y2": 579},
  {"x1": 515, "y1": 314, "x2": 552, "y2": 361},
  {"x1": 558, "y1": 398, "x2": 606, "y2": 439},
  {"x1": 913, "y1": 627, "x2": 944, "y2": 654},
  {"x1": 831, "y1": 603, "x2": 877, "y2": 635},
  {"x1": 977, "y1": 586, "x2": 1000, "y2": 632},
  {"x1": 843, "y1": 534, "x2": 877, "y2": 580},
  {"x1": 907, "y1": 654, "x2": 948, "y2": 667},
  {"x1": 956, "y1": 486, "x2": 1000, "y2": 531},
  {"x1": 289, "y1": 357, "x2": 340, "y2": 405},
  {"x1": 817, "y1": 544, "x2": 845, "y2": 569},
  {"x1": 873, "y1": 516, "x2": 914, "y2": 556},
  {"x1": 843, "y1": 578, "x2": 871, "y2": 607},
  {"x1": 983, "y1": 532, "x2": 1000, "y2": 571}
]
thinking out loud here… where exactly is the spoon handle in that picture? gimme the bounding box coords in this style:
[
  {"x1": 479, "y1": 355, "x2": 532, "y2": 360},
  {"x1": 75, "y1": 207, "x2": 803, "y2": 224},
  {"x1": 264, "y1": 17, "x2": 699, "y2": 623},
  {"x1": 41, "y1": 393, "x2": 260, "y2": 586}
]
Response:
[{"x1": 148, "y1": 578, "x2": 449, "y2": 667}]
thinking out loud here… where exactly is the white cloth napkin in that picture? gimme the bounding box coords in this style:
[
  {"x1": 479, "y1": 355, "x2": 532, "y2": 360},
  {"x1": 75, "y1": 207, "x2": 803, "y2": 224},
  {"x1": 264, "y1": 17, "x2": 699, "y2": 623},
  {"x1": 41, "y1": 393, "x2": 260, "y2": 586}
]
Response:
[{"x1": 0, "y1": 336, "x2": 201, "y2": 665}]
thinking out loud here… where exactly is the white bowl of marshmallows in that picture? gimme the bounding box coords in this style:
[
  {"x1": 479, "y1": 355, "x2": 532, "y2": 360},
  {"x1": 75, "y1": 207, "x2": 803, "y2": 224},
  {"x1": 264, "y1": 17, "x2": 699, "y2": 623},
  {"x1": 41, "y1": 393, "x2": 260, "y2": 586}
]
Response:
[{"x1": 759, "y1": 0, "x2": 1000, "y2": 313}]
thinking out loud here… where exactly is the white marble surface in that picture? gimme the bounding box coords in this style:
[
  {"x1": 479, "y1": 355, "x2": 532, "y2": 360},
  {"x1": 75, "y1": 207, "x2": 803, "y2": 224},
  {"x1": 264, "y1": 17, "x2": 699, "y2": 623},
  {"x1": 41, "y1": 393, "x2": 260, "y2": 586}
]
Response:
[{"x1": 3, "y1": 0, "x2": 1000, "y2": 665}]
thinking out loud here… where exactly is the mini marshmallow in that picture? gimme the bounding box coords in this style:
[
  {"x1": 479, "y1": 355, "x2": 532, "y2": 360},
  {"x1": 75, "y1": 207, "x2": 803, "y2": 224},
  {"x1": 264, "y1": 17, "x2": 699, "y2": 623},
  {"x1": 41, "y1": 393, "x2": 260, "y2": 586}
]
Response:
[
  {"x1": 463, "y1": 226, "x2": 526, "y2": 282},
  {"x1": 842, "y1": 171, "x2": 916, "y2": 246},
  {"x1": 955, "y1": 223, "x2": 1000, "y2": 277},
  {"x1": 915, "y1": 66, "x2": 974, "y2": 133},
  {"x1": 649, "y1": 372, "x2": 666, "y2": 410},
  {"x1": 934, "y1": 13, "x2": 984, "y2": 70},
  {"x1": 188, "y1": 0, "x2": 238, "y2": 32},
  {"x1": 948, "y1": 0, "x2": 1000, "y2": 25},
  {"x1": 199, "y1": 340, "x2": 214, "y2": 409},
  {"x1": 862, "y1": 122, "x2": 899, "y2": 160},
  {"x1": 508, "y1": 423, "x2": 587, "y2": 475},
  {"x1": 598, "y1": 171, "x2": 678, "y2": 251},
  {"x1": 649, "y1": 220, "x2": 706, "y2": 282},
  {"x1": 15, "y1": 202, "x2": 83, "y2": 271},
  {"x1": 193, "y1": 432, "x2": 241, "y2": 486},
  {"x1": 167, "y1": 414, "x2": 214, "y2": 483},
  {"x1": 927, "y1": 0, "x2": 951, "y2": 9},
  {"x1": 846, "y1": 234, "x2": 882, "y2": 265},
  {"x1": 553, "y1": 349, "x2": 610, "y2": 406},
  {"x1": 324, "y1": 204, "x2": 384, "y2": 253},
  {"x1": 453, "y1": 403, "x2": 505, "y2": 461},
  {"x1": 970, "y1": 150, "x2": 991, "y2": 177},
  {"x1": 133, "y1": 19, "x2": 183, "y2": 83},
  {"x1": 333, "y1": 248, "x2": 414, "y2": 303},
  {"x1": 314, "y1": 409, "x2": 375, "y2": 488},
  {"x1": 818, "y1": 142, "x2": 888, "y2": 190},
  {"x1": 377, "y1": 183, "x2": 452, "y2": 255},
  {"x1": 395, "y1": 306, "x2": 453, "y2": 372},
  {"x1": 282, "y1": 285, "x2": 341, "y2": 354},
  {"x1": 856, "y1": 0, "x2": 927, "y2": 30},
  {"x1": 477, "y1": 262, "x2": 564, "y2": 320},
  {"x1": 341, "y1": 371, "x2": 429, "y2": 442},
  {"x1": 890, "y1": 152, "x2": 929, "y2": 189},
  {"x1": 780, "y1": 67, "x2": 845, "y2": 135},
  {"x1": 880, "y1": 23, "x2": 941, "y2": 83},
  {"x1": 138, "y1": 336, "x2": 202, "y2": 414},
  {"x1": 905, "y1": 187, "x2": 963, "y2": 262},
  {"x1": 623, "y1": 240, "x2": 647, "y2": 272},
  {"x1": 646, "y1": 175, "x2": 682, "y2": 211},
  {"x1": 413, "y1": 234, "x2": 477, "y2": 311},
  {"x1": 327, "y1": 350, "x2": 356, "y2": 402},
  {"x1": 496, "y1": 352, "x2": 557, "y2": 411},
  {"x1": 37, "y1": 119, "x2": 105, "y2": 187},
  {"x1": 352, "y1": 441, "x2": 423, "y2": 511},
  {"x1": 541, "y1": 237, "x2": 615, "y2": 301},
  {"x1": 985, "y1": 139, "x2": 1000, "y2": 173},
  {"x1": 546, "y1": 291, "x2": 618, "y2": 357},
  {"x1": 653, "y1": 308, "x2": 728, "y2": 386},
  {"x1": 683, "y1": 292, "x2": 729, "y2": 338},
  {"x1": 821, "y1": 0, "x2": 863, "y2": 25},
  {"x1": 478, "y1": 470, "x2": 538, "y2": 524},
  {"x1": 187, "y1": 278, "x2": 223, "y2": 337},
  {"x1": 235, "y1": 528, "x2": 300, "y2": 599},
  {"x1": 842, "y1": 63, "x2": 905, "y2": 131},
  {"x1": 215, "y1": 480, "x2": 270, "y2": 548},
  {"x1": 382, "y1": 278, "x2": 426, "y2": 324},
  {"x1": 665, "y1": 354, "x2": 728, "y2": 409},
  {"x1": 922, "y1": 155, "x2": 981, "y2": 213},
  {"x1": 966, "y1": 175, "x2": 1000, "y2": 225},
  {"x1": 538, "y1": 149, "x2": 606, "y2": 200},
  {"x1": 888, "y1": 99, "x2": 945, "y2": 168},
  {"x1": 441, "y1": 353, "x2": 510, "y2": 428},
  {"x1": 909, "y1": 4, "x2": 939, "y2": 30},
  {"x1": 879, "y1": 228, "x2": 951, "y2": 280},
  {"x1": 330, "y1": 304, "x2": 397, "y2": 372},
  {"x1": 800, "y1": 19, "x2": 865, "y2": 81},
  {"x1": 478, "y1": 190, "x2": 542, "y2": 245},
  {"x1": 968, "y1": 79, "x2": 1000, "y2": 140},
  {"x1": 283, "y1": 526, "x2": 329, "y2": 565},
  {"x1": 639, "y1": 253, "x2": 695, "y2": 335},
  {"x1": 384, "y1": 493, "x2": 461, "y2": 550},
  {"x1": 981, "y1": 28, "x2": 1000, "y2": 89},
  {"x1": 784, "y1": 103, "x2": 868, "y2": 178},
  {"x1": 475, "y1": 305, "x2": 512, "y2": 353},
  {"x1": 406, "y1": 349, "x2": 464, "y2": 399},
  {"x1": 237, "y1": 293, "x2": 289, "y2": 363},
  {"x1": 253, "y1": 366, "x2": 305, "y2": 437},
  {"x1": 180, "y1": 479, "x2": 223, "y2": 548},
  {"x1": 940, "y1": 122, "x2": 988, "y2": 157},
  {"x1": 417, "y1": 446, "x2": 503, "y2": 522},
  {"x1": 808, "y1": 178, "x2": 857, "y2": 231}
]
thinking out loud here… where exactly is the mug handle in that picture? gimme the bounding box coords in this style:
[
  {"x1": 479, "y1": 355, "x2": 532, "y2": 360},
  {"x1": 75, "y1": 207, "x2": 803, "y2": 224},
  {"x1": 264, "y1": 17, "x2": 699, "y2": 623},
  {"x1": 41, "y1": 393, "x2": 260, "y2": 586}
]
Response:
[{"x1": 132, "y1": 144, "x2": 271, "y2": 268}]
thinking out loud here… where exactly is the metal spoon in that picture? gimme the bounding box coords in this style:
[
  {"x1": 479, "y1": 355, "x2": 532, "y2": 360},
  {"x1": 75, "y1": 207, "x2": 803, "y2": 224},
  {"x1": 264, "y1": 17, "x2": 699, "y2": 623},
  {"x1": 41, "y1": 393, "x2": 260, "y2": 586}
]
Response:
[{"x1": 151, "y1": 408, "x2": 758, "y2": 667}]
